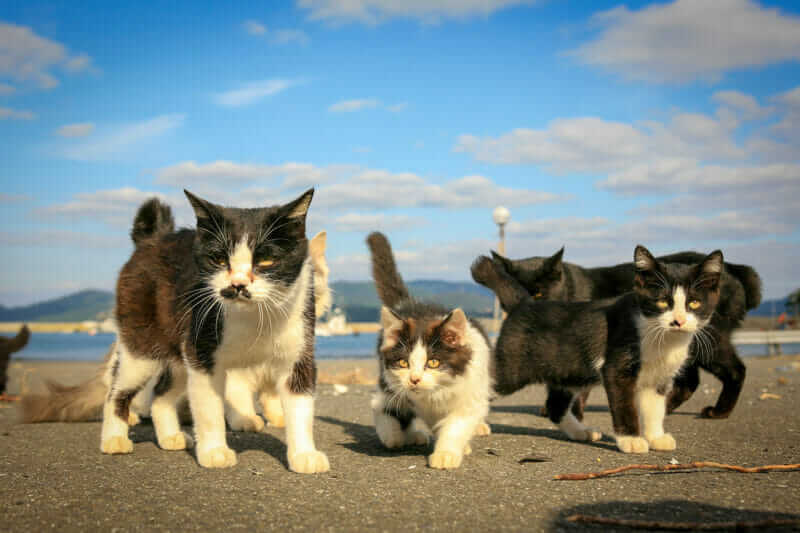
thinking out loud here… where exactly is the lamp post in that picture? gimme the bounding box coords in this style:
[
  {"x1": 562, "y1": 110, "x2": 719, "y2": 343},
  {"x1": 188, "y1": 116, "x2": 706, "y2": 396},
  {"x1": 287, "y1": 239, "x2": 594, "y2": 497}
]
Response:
[{"x1": 492, "y1": 206, "x2": 510, "y2": 334}]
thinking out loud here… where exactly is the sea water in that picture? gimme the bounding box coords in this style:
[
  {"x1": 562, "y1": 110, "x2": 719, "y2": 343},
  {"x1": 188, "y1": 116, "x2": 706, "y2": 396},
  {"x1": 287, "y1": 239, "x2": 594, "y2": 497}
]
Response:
[{"x1": 13, "y1": 332, "x2": 379, "y2": 361}]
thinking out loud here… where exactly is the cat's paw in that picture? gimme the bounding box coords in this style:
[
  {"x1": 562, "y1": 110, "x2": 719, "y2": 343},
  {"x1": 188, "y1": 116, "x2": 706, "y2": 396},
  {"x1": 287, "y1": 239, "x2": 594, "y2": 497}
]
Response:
[
  {"x1": 264, "y1": 411, "x2": 285, "y2": 428},
  {"x1": 616, "y1": 436, "x2": 649, "y2": 454},
  {"x1": 288, "y1": 450, "x2": 330, "y2": 474},
  {"x1": 474, "y1": 422, "x2": 492, "y2": 436},
  {"x1": 375, "y1": 416, "x2": 406, "y2": 449},
  {"x1": 197, "y1": 446, "x2": 238, "y2": 468},
  {"x1": 648, "y1": 433, "x2": 676, "y2": 451},
  {"x1": 101, "y1": 436, "x2": 133, "y2": 455},
  {"x1": 406, "y1": 429, "x2": 431, "y2": 446},
  {"x1": 158, "y1": 432, "x2": 194, "y2": 451},
  {"x1": 228, "y1": 414, "x2": 265, "y2": 433},
  {"x1": 428, "y1": 450, "x2": 463, "y2": 470},
  {"x1": 127, "y1": 411, "x2": 141, "y2": 426},
  {"x1": 567, "y1": 427, "x2": 603, "y2": 442},
  {"x1": 700, "y1": 406, "x2": 730, "y2": 419}
]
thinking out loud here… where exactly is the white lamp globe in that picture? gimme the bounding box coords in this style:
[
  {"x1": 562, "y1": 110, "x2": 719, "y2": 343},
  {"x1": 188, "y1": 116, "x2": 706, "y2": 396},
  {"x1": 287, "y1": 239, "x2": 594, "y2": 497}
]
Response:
[{"x1": 492, "y1": 206, "x2": 510, "y2": 226}]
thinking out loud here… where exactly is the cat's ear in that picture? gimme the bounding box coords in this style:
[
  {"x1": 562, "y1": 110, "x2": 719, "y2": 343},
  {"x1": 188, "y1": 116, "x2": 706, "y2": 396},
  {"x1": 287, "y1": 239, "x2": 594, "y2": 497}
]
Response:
[
  {"x1": 184, "y1": 190, "x2": 222, "y2": 222},
  {"x1": 439, "y1": 308, "x2": 468, "y2": 348},
  {"x1": 633, "y1": 245, "x2": 661, "y2": 289},
  {"x1": 543, "y1": 247, "x2": 564, "y2": 276},
  {"x1": 695, "y1": 250, "x2": 723, "y2": 290},
  {"x1": 309, "y1": 231, "x2": 327, "y2": 261},
  {"x1": 379, "y1": 306, "x2": 404, "y2": 351},
  {"x1": 490, "y1": 250, "x2": 513, "y2": 273},
  {"x1": 282, "y1": 188, "x2": 314, "y2": 220}
]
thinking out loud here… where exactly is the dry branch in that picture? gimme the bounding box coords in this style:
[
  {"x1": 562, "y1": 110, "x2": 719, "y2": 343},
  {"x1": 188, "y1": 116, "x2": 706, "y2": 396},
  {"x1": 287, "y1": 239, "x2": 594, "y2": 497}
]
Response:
[{"x1": 554, "y1": 461, "x2": 800, "y2": 481}]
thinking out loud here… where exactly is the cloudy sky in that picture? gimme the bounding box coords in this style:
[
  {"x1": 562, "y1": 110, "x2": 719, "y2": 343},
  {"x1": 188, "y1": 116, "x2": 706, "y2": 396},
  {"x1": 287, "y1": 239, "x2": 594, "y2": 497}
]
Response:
[{"x1": 1, "y1": 0, "x2": 799, "y2": 306}]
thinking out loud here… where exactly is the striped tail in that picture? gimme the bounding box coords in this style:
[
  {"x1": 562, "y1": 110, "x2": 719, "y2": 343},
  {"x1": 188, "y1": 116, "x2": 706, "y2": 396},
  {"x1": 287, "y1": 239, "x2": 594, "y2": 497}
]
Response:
[{"x1": 471, "y1": 255, "x2": 530, "y2": 312}]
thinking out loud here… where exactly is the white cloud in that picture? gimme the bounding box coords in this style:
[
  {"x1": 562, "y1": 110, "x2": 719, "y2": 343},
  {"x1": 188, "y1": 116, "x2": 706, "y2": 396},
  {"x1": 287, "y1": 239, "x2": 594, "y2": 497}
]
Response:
[
  {"x1": 36, "y1": 187, "x2": 167, "y2": 227},
  {"x1": 215, "y1": 79, "x2": 298, "y2": 107},
  {"x1": 297, "y1": 0, "x2": 535, "y2": 25},
  {"x1": 332, "y1": 212, "x2": 426, "y2": 232},
  {"x1": 55, "y1": 122, "x2": 95, "y2": 137},
  {"x1": 712, "y1": 90, "x2": 773, "y2": 121},
  {"x1": 61, "y1": 114, "x2": 185, "y2": 161},
  {"x1": 243, "y1": 20, "x2": 267, "y2": 35},
  {"x1": 243, "y1": 20, "x2": 310, "y2": 44},
  {"x1": 0, "y1": 230, "x2": 125, "y2": 249},
  {"x1": 0, "y1": 82, "x2": 15, "y2": 94},
  {"x1": 0, "y1": 106, "x2": 36, "y2": 120},
  {"x1": 155, "y1": 160, "x2": 357, "y2": 189},
  {"x1": 570, "y1": 0, "x2": 800, "y2": 83},
  {"x1": 0, "y1": 21, "x2": 94, "y2": 89},
  {"x1": 328, "y1": 98, "x2": 380, "y2": 112}
]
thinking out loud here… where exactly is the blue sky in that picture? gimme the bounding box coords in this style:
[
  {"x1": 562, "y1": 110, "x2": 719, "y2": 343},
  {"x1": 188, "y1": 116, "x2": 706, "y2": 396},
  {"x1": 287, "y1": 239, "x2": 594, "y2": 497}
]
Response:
[{"x1": 1, "y1": 0, "x2": 799, "y2": 306}]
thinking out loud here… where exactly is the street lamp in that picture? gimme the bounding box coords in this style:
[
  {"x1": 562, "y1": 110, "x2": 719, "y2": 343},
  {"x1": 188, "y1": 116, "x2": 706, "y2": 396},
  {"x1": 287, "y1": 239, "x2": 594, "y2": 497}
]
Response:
[{"x1": 492, "y1": 206, "x2": 510, "y2": 333}]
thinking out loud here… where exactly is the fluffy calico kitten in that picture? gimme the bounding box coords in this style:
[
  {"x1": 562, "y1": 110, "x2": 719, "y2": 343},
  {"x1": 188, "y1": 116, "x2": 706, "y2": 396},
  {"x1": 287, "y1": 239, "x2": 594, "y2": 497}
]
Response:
[
  {"x1": 368, "y1": 232, "x2": 491, "y2": 469},
  {"x1": 225, "y1": 231, "x2": 332, "y2": 431},
  {"x1": 20, "y1": 232, "x2": 332, "y2": 429},
  {"x1": 486, "y1": 248, "x2": 760, "y2": 419},
  {"x1": 101, "y1": 190, "x2": 329, "y2": 473},
  {"x1": 472, "y1": 245, "x2": 723, "y2": 453}
]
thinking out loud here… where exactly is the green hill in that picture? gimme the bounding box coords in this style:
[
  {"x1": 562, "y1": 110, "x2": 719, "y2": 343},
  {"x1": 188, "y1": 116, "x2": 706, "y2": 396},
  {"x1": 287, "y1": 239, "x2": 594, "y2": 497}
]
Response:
[{"x1": 0, "y1": 290, "x2": 114, "y2": 322}]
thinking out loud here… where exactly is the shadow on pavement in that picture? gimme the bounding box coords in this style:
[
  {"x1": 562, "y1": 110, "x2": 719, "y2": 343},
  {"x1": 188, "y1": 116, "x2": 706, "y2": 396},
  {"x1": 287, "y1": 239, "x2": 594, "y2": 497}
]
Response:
[
  {"x1": 550, "y1": 499, "x2": 800, "y2": 532},
  {"x1": 317, "y1": 415, "x2": 430, "y2": 458}
]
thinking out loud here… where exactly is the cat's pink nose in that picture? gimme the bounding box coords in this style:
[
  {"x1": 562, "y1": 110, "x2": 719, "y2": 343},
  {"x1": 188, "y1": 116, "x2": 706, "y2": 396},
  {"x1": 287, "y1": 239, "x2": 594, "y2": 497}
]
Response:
[
  {"x1": 671, "y1": 317, "x2": 686, "y2": 327},
  {"x1": 409, "y1": 375, "x2": 421, "y2": 385}
]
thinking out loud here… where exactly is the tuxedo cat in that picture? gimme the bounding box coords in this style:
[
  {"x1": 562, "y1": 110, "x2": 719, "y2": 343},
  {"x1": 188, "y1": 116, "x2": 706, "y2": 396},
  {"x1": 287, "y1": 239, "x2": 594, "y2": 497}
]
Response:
[
  {"x1": 472, "y1": 246, "x2": 723, "y2": 453},
  {"x1": 100, "y1": 191, "x2": 329, "y2": 473},
  {"x1": 368, "y1": 232, "x2": 492, "y2": 469},
  {"x1": 487, "y1": 247, "x2": 760, "y2": 418}
]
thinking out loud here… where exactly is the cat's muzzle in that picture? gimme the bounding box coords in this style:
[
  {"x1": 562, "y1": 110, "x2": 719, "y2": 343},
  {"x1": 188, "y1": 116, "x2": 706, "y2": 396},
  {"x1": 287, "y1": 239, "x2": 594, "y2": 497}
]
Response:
[{"x1": 221, "y1": 285, "x2": 252, "y2": 300}]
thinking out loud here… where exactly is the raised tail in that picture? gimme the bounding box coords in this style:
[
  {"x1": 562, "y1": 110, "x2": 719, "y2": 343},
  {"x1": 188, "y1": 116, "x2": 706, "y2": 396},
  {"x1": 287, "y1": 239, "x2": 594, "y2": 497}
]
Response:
[
  {"x1": 2, "y1": 324, "x2": 30, "y2": 354},
  {"x1": 471, "y1": 255, "x2": 530, "y2": 312},
  {"x1": 131, "y1": 198, "x2": 174, "y2": 246},
  {"x1": 20, "y1": 342, "x2": 115, "y2": 423},
  {"x1": 725, "y1": 262, "x2": 763, "y2": 310},
  {"x1": 366, "y1": 232, "x2": 410, "y2": 308}
]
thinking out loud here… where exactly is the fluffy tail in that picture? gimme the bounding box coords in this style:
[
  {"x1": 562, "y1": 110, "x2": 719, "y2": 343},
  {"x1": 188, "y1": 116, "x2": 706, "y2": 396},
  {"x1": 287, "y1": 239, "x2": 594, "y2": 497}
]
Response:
[
  {"x1": 20, "y1": 342, "x2": 115, "y2": 423},
  {"x1": 131, "y1": 198, "x2": 174, "y2": 246},
  {"x1": 2, "y1": 324, "x2": 30, "y2": 354},
  {"x1": 366, "y1": 232, "x2": 410, "y2": 308},
  {"x1": 725, "y1": 262, "x2": 763, "y2": 310},
  {"x1": 471, "y1": 256, "x2": 530, "y2": 312}
]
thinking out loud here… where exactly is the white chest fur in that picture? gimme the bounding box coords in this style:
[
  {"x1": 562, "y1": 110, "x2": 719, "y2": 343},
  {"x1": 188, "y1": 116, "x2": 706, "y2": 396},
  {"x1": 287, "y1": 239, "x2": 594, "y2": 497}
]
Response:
[{"x1": 636, "y1": 318, "x2": 694, "y2": 390}]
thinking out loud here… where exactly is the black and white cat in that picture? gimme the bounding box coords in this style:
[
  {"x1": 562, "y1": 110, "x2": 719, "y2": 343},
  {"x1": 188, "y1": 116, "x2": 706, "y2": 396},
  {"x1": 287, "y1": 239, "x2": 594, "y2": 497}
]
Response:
[
  {"x1": 472, "y1": 245, "x2": 723, "y2": 453},
  {"x1": 486, "y1": 247, "x2": 761, "y2": 419},
  {"x1": 368, "y1": 232, "x2": 492, "y2": 469},
  {"x1": 100, "y1": 190, "x2": 329, "y2": 473}
]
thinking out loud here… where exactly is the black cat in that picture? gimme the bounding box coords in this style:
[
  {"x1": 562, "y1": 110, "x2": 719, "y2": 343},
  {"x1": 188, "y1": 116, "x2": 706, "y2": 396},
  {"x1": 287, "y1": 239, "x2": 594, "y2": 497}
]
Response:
[
  {"x1": 486, "y1": 248, "x2": 761, "y2": 418},
  {"x1": 472, "y1": 246, "x2": 723, "y2": 453}
]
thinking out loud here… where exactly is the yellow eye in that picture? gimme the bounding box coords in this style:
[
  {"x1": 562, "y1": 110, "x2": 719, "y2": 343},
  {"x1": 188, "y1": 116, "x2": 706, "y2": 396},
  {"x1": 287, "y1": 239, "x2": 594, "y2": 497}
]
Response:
[
  {"x1": 427, "y1": 359, "x2": 440, "y2": 369},
  {"x1": 688, "y1": 300, "x2": 701, "y2": 310},
  {"x1": 396, "y1": 360, "x2": 408, "y2": 368},
  {"x1": 216, "y1": 258, "x2": 228, "y2": 266},
  {"x1": 656, "y1": 300, "x2": 668, "y2": 309},
  {"x1": 258, "y1": 259, "x2": 275, "y2": 268},
  {"x1": 534, "y1": 292, "x2": 543, "y2": 299}
]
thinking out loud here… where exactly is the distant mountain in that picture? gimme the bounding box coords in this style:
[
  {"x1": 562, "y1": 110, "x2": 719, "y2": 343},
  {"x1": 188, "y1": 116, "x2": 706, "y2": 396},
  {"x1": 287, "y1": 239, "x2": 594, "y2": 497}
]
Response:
[
  {"x1": 0, "y1": 290, "x2": 114, "y2": 322},
  {"x1": 330, "y1": 280, "x2": 495, "y2": 321},
  {"x1": 747, "y1": 295, "x2": 794, "y2": 317}
]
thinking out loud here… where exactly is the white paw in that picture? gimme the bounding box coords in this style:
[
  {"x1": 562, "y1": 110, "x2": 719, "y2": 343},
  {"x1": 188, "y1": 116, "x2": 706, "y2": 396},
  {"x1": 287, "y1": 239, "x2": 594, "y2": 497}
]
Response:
[
  {"x1": 197, "y1": 446, "x2": 238, "y2": 468},
  {"x1": 264, "y1": 411, "x2": 285, "y2": 428},
  {"x1": 128, "y1": 412, "x2": 141, "y2": 426},
  {"x1": 158, "y1": 432, "x2": 194, "y2": 451},
  {"x1": 648, "y1": 433, "x2": 676, "y2": 451},
  {"x1": 564, "y1": 427, "x2": 602, "y2": 442},
  {"x1": 428, "y1": 450, "x2": 463, "y2": 470},
  {"x1": 474, "y1": 422, "x2": 492, "y2": 436},
  {"x1": 616, "y1": 435, "x2": 649, "y2": 454},
  {"x1": 289, "y1": 450, "x2": 330, "y2": 474},
  {"x1": 228, "y1": 414, "x2": 265, "y2": 433},
  {"x1": 101, "y1": 436, "x2": 133, "y2": 455}
]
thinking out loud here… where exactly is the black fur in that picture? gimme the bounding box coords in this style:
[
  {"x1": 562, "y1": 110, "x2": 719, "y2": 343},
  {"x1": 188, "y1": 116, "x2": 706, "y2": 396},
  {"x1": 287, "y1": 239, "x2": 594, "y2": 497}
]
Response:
[
  {"x1": 482, "y1": 248, "x2": 761, "y2": 418},
  {"x1": 0, "y1": 325, "x2": 30, "y2": 395}
]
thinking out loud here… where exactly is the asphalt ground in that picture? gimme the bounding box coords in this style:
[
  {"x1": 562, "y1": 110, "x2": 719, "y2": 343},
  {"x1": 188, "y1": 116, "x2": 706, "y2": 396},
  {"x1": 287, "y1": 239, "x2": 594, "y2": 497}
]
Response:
[{"x1": 1, "y1": 356, "x2": 799, "y2": 532}]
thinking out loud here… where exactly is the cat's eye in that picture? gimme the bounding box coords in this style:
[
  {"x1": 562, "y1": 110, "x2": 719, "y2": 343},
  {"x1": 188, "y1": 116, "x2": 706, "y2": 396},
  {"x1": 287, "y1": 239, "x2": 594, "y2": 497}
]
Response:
[
  {"x1": 396, "y1": 360, "x2": 408, "y2": 368},
  {"x1": 427, "y1": 359, "x2": 440, "y2": 369},
  {"x1": 534, "y1": 292, "x2": 543, "y2": 299},
  {"x1": 688, "y1": 300, "x2": 701, "y2": 310},
  {"x1": 215, "y1": 257, "x2": 228, "y2": 266},
  {"x1": 257, "y1": 259, "x2": 275, "y2": 268},
  {"x1": 656, "y1": 300, "x2": 668, "y2": 309}
]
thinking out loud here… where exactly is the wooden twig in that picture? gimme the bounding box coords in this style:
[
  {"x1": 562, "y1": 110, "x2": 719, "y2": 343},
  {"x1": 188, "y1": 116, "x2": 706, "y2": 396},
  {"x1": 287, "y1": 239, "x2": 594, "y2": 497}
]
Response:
[
  {"x1": 0, "y1": 393, "x2": 21, "y2": 402},
  {"x1": 554, "y1": 461, "x2": 800, "y2": 480},
  {"x1": 566, "y1": 514, "x2": 800, "y2": 530}
]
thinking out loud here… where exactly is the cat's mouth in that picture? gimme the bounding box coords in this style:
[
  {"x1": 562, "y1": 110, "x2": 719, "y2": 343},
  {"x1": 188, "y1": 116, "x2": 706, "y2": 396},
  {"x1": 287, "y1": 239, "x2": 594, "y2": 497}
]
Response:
[{"x1": 220, "y1": 285, "x2": 252, "y2": 301}]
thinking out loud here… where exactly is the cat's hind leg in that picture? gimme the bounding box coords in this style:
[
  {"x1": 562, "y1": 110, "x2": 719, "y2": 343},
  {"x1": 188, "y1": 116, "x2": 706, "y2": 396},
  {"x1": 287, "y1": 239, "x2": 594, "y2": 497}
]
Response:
[
  {"x1": 224, "y1": 367, "x2": 265, "y2": 433},
  {"x1": 548, "y1": 387, "x2": 601, "y2": 442},
  {"x1": 151, "y1": 364, "x2": 193, "y2": 451},
  {"x1": 100, "y1": 342, "x2": 161, "y2": 455},
  {"x1": 258, "y1": 390, "x2": 285, "y2": 428}
]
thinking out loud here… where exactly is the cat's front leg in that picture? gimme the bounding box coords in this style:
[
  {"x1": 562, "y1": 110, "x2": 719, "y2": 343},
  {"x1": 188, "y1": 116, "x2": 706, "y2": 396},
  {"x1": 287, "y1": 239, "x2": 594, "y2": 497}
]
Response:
[
  {"x1": 187, "y1": 366, "x2": 237, "y2": 468},
  {"x1": 604, "y1": 369, "x2": 649, "y2": 454},
  {"x1": 279, "y1": 384, "x2": 329, "y2": 474},
  {"x1": 428, "y1": 414, "x2": 481, "y2": 470},
  {"x1": 637, "y1": 387, "x2": 676, "y2": 451},
  {"x1": 224, "y1": 368, "x2": 265, "y2": 433}
]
